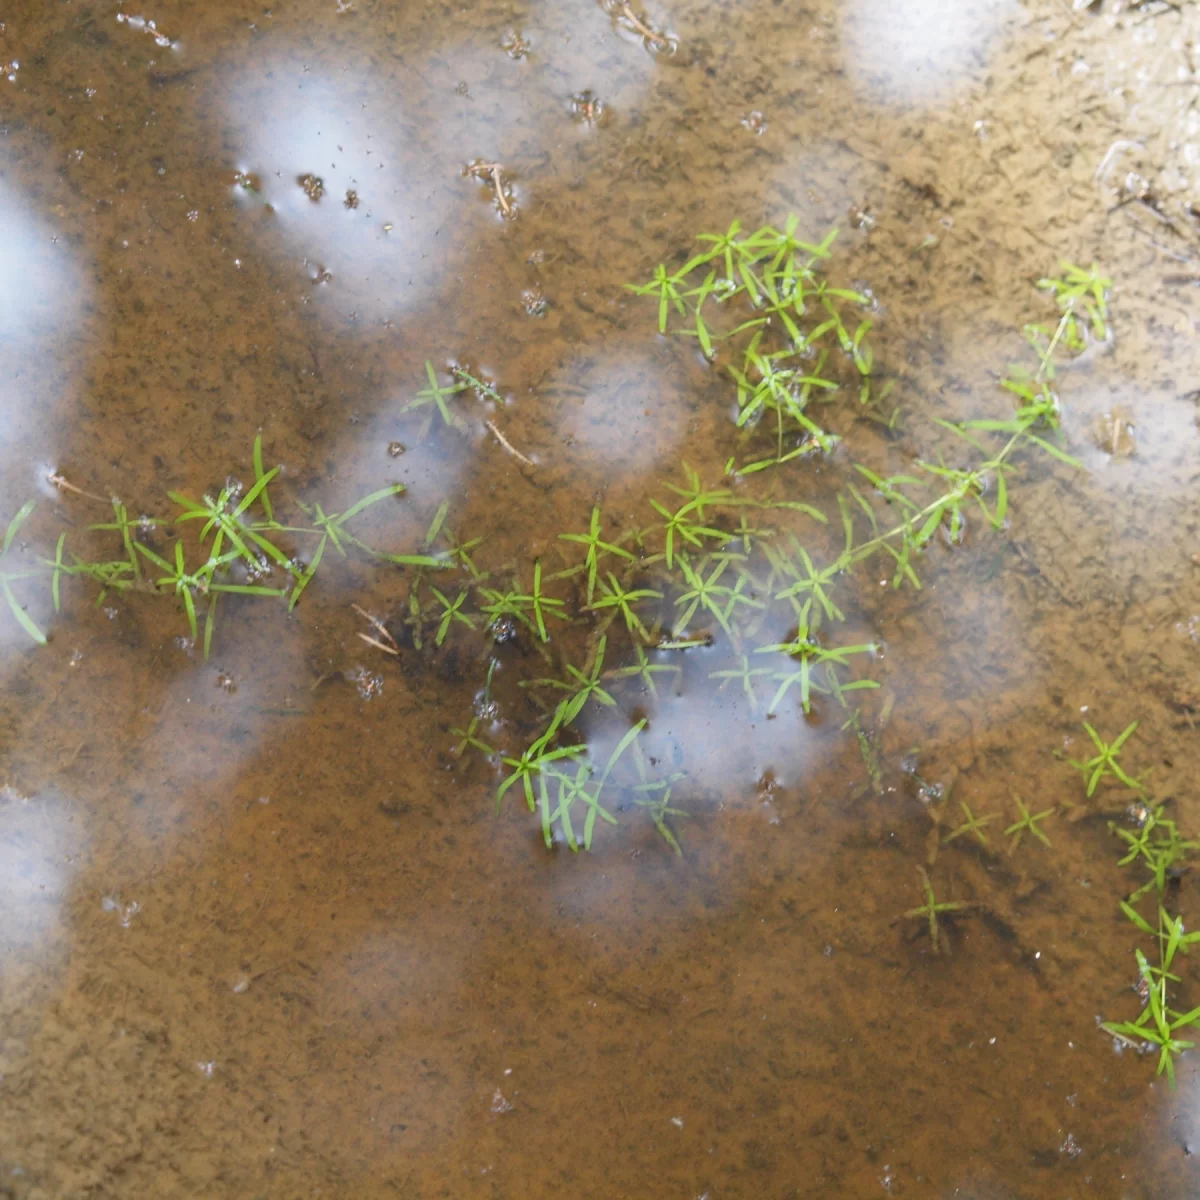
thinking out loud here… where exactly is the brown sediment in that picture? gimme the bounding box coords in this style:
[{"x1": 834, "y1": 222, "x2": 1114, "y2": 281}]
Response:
[{"x1": 0, "y1": 0, "x2": 1199, "y2": 1196}]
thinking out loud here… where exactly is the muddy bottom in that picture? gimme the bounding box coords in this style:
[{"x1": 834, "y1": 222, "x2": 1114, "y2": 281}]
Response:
[{"x1": 2, "y1": 0, "x2": 1200, "y2": 1196}]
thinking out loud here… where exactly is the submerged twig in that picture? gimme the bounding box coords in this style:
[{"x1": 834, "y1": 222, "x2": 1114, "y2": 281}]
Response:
[
  {"x1": 352, "y1": 603, "x2": 399, "y2": 653},
  {"x1": 47, "y1": 473, "x2": 107, "y2": 503},
  {"x1": 486, "y1": 420, "x2": 534, "y2": 466},
  {"x1": 616, "y1": 1, "x2": 672, "y2": 49},
  {"x1": 357, "y1": 632, "x2": 399, "y2": 656},
  {"x1": 466, "y1": 161, "x2": 513, "y2": 217}
]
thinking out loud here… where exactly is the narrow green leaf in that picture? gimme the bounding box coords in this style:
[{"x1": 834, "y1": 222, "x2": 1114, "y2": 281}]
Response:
[
  {"x1": 425, "y1": 501, "x2": 450, "y2": 548},
  {"x1": 51, "y1": 533, "x2": 66, "y2": 612},
  {"x1": 133, "y1": 541, "x2": 173, "y2": 574},
  {"x1": 1120, "y1": 900, "x2": 1155, "y2": 936},
  {"x1": 253, "y1": 434, "x2": 275, "y2": 522},
  {"x1": 182, "y1": 586, "x2": 198, "y2": 640},
  {"x1": 235, "y1": 464, "x2": 280, "y2": 518},
  {"x1": 204, "y1": 591, "x2": 219, "y2": 659},
  {"x1": 1026, "y1": 434, "x2": 1082, "y2": 468},
  {"x1": 288, "y1": 534, "x2": 327, "y2": 611},
  {"x1": 2, "y1": 500, "x2": 35, "y2": 557},
  {"x1": 2, "y1": 578, "x2": 46, "y2": 644},
  {"x1": 339, "y1": 483, "x2": 407, "y2": 523}
]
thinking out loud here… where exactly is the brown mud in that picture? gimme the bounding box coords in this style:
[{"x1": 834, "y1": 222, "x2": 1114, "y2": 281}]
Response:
[{"x1": 1, "y1": 0, "x2": 1200, "y2": 1196}]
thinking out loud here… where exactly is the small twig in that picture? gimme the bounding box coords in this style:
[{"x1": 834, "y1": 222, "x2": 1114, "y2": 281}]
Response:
[
  {"x1": 47, "y1": 473, "x2": 107, "y2": 503},
  {"x1": 356, "y1": 632, "x2": 399, "y2": 656},
  {"x1": 1094, "y1": 138, "x2": 1142, "y2": 186},
  {"x1": 352, "y1": 603, "x2": 399, "y2": 652},
  {"x1": 619, "y1": 1, "x2": 670, "y2": 47},
  {"x1": 488, "y1": 167, "x2": 511, "y2": 216},
  {"x1": 485, "y1": 420, "x2": 535, "y2": 466},
  {"x1": 467, "y1": 162, "x2": 512, "y2": 216}
]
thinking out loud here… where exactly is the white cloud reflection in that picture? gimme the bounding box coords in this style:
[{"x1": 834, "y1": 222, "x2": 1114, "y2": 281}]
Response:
[{"x1": 841, "y1": 0, "x2": 1017, "y2": 103}]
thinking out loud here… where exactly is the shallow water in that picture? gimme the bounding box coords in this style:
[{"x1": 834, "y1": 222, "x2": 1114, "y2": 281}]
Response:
[{"x1": 2, "y1": 0, "x2": 1200, "y2": 1195}]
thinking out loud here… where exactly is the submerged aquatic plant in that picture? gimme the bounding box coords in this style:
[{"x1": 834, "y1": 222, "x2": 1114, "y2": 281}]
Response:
[
  {"x1": 627, "y1": 218, "x2": 872, "y2": 473},
  {"x1": 526, "y1": 635, "x2": 617, "y2": 725},
  {"x1": 631, "y1": 232, "x2": 1106, "y2": 605},
  {"x1": 1003, "y1": 795, "x2": 1055, "y2": 853},
  {"x1": 673, "y1": 554, "x2": 759, "y2": 640},
  {"x1": 1032, "y1": 261, "x2": 1112, "y2": 357},
  {"x1": 1103, "y1": 938, "x2": 1200, "y2": 1085},
  {"x1": 88, "y1": 499, "x2": 160, "y2": 583},
  {"x1": 588, "y1": 572, "x2": 662, "y2": 642},
  {"x1": 753, "y1": 627, "x2": 877, "y2": 716},
  {"x1": 403, "y1": 361, "x2": 469, "y2": 427},
  {"x1": 1069, "y1": 720, "x2": 1144, "y2": 796},
  {"x1": 495, "y1": 703, "x2": 587, "y2": 815},
  {"x1": 605, "y1": 642, "x2": 680, "y2": 698},
  {"x1": 942, "y1": 801, "x2": 999, "y2": 848},
  {"x1": 1111, "y1": 803, "x2": 1200, "y2": 904},
  {"x1": 478, "y1": 561, "x2": 567, "y2": 644},
  {"x1": 555, "y1": 506, "x2": 635, "y2": 605},
  {"x1": 16, "y1": 438, "x2": 439, "y2": 657},
  {"x1": 1, "y1": 502, "x2": 46, "y2": 644},
  {"x1": 902, "y1": 867, "x2": 969, "y2": 955},
  {"x1": 1078, "y1": 713, "x2": 1200, "y2": 1085},
  {"x1": 11, "y1": 224, "x2": 1121, "y2": 877},
  {"x1": 457, "y1": 241, "x2": 1113, "y2": 853},
  {"x1": 494, "y1": 704, "x2": 647, "y2": 852}
]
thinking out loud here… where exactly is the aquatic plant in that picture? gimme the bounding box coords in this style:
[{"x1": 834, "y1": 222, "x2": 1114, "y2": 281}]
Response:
[
  {"x1": 1069, "y1": 720, "x2": 1145, "y2": 796},
  {"x1": 673, "y1": 554, "x2": 758, "y2": 640},
  {"x1": 1111, "y1": 802, "x2": 1200, "y2": 903},
  {"x1": 88, "y1": 499, "x2": 161, "y2": 582},
  {"x1": 450, "y1": 365, "x2": 506, "y2": 406},
  {"x1": 1, "y1": 502, "x2": 46, "y2": 644},
  {"x1": 19, "y1": 438, "x2": 440, "y2": 658},
  {"x1": 1074, "y1": 718, "x2": 1200, "y2": 1085},
  {"x1": 429, "y1": 584, "x2": 476, "y2": 646},
  {"x1": 478, "y1": 561, "x2": 566, "y2": 644},
  {"x1": 464, "y1": 238, "x2": 1112, "y2": 853},
  {"x1": 451, "y1": 715, "x2": 496, "y2": 759},
  {"x1": 627, "y1": 219, "x2": 872, "y2": 474},
  {"x1": 902, "y1": 867, "x2": 969, "y2": 954},
  {"x1": 554, "y1": 506, "x2": 635, "y2": 605},
  {"x1": 705, "y1": 654, "x2": 771, "y2": 710},
  {"x1": 495, "y1": 702, "x2": 587, "y2": 814},
  {"x1": 629, "y1": 234, "x2": 1103, "y2": 604},
  {"x1": 942, "y1": 801, "x2": 998, "y2": 847},
  {"x1": 753, "y1": 629, "x2": 878, "y2": 716},
  {"x1": 402, "y1": 361, "x2": 469, "y2": 427},
  {"x1": 8, "y1": 222, "x2": 1119, "y2": 867},
  {"x1": 1103, "y1": 925, "x2": 1200, "y2": 1085},
  {"x1": 1003, "y1": 795, "x2": 1055, "y2": 853},
  {"x1": 587, "y1": 573, "x2": 662, "y2": 642},
  {"x1": 623, "y1": 732, "x2": 687, "y2": 854},
  {"x1": 493, "y1": 703, "x2": 648, "y2": 851},
  {"x1": 525, "y1": 636, "x2": 617, "y2": 725},
  {"x1": 605, "y1": 642, "x2": 680, "y2": 698},
  {"x1": 647, "y1": 496, "x2": 728, "y2": 570}
]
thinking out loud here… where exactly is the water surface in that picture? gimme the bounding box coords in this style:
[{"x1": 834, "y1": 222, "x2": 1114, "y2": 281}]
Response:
[{"x1": 2, "y1": 0, "x2": 1200, "y2": 1196}]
